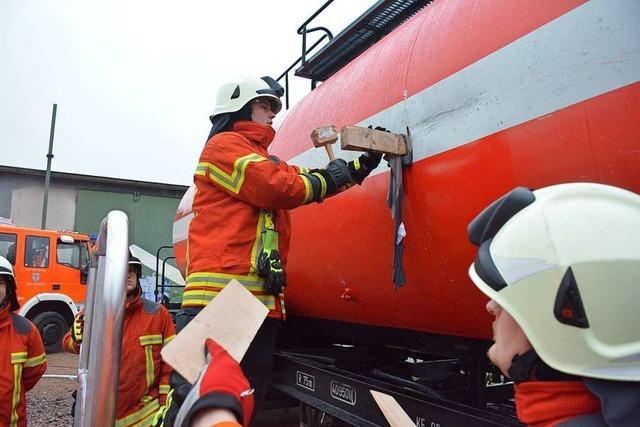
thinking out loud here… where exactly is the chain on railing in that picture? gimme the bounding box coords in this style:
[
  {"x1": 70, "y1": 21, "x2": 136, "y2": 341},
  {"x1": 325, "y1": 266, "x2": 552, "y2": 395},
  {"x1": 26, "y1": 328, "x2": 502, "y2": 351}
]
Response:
[{"x1": 75, "y1": 210, "x2": 129, "y2": 427}]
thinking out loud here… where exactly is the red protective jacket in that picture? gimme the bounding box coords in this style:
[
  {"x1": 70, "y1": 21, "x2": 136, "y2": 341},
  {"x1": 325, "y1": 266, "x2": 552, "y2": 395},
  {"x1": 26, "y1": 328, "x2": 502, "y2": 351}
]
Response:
[
  {"x1": 63, "y1": 291, "x2": 176, "y2": 426},
  {"x1": 183, "y1": 121, "x2": 316, "y2": 318},
  {"x1": 0, "y1": 304, "x2": 47, "y2": 427}
]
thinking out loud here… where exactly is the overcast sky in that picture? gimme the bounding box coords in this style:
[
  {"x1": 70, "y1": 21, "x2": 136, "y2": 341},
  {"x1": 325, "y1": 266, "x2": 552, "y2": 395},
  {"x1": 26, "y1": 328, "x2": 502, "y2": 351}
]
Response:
[{"x1": 0, "y1": 0, "x2": 373, "y2": 185}]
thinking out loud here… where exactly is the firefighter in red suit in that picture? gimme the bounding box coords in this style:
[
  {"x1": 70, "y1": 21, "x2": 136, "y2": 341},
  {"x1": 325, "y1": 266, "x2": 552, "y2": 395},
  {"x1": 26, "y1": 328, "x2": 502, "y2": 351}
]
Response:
[
  {"x1": 64, "y1": 254, "x2": 176, "y2": 426},
  {"x1": 166, "y1": 75, "x2": 383, "y2": 424},
  {"x1": 0, "y1": 255, "x2": 47, "y2": 427}
]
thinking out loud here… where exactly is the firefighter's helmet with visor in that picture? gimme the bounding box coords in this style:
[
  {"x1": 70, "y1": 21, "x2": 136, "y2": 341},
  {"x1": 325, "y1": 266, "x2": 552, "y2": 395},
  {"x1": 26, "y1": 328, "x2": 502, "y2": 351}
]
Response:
[{"x1": 467, "y1": 183, "x2": 640, "y2": 381}]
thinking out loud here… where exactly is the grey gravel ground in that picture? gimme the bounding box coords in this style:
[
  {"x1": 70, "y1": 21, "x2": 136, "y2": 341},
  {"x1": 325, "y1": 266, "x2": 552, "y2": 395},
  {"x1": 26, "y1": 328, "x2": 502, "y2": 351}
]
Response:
[
  {"x1": 25, "y1": 352, "x2": 304, "y2": 426},
  {"x1": 26, "y1": 352, "x2": 77, "y2": 426}
]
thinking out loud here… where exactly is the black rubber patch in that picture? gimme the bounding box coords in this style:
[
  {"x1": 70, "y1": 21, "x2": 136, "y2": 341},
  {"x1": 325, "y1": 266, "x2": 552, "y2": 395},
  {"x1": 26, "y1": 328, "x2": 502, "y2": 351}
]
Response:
[
  {"x1": 230, "y1": 85, "x2": 240, "y2": 99},
  {"x1": 553, "y1": 267, "x2": 589, "y2": 328}
]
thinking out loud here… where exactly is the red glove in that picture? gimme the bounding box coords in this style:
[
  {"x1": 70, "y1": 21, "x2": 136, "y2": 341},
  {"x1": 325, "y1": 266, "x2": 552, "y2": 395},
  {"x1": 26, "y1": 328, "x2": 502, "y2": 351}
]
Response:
[{"x1": 174, "y1": 339, "x2": 254, "y2": 427}]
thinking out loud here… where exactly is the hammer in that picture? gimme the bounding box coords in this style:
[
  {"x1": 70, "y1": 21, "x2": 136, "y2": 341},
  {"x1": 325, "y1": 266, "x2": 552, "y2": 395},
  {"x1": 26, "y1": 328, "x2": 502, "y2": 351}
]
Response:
[{"x1": 310, "y1": 125, "x2": 338, "y2": 161}]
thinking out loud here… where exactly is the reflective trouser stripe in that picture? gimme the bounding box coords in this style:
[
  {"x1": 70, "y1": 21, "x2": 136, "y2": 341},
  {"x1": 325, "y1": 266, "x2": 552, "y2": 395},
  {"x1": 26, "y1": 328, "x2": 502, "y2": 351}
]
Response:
[
  {"x1": 159, "y1": 384, "x2": 171, "y2": 395},
  {"x1": 139, "y1": 335, "x2": 162, "y2": 390},
  {"x1": 182, "y1": 272, "x2": 285, "y2": 312},
  {"x1": 115, "y1": 398, "x2": 160, "y2": 427},
  {"x1": 10, "y1": 352, "x2": 27, "y2": 427}
]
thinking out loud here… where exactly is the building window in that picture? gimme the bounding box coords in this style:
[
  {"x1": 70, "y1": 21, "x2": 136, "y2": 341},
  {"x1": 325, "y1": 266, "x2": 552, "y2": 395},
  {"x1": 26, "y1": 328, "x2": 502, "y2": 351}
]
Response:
[
  {"x1": 0, "y1": 233, "x2": 17, "y2": 265},
  {"x1": 25, "y1": 236, "x2": 50, "y2": 268}
]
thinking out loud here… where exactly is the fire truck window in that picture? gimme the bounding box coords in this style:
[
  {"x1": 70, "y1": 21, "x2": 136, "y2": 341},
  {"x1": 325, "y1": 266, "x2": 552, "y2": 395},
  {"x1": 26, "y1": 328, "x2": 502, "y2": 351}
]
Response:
[
  {"x1": 25, "y1": 236, "x2": 50, "y2": 268},
  {"x1": 57, "y1": 240, "x2": 81, "y2": 269},
  {"x1": 0, "y1": 233, "x2": 17, "y2": 265}
]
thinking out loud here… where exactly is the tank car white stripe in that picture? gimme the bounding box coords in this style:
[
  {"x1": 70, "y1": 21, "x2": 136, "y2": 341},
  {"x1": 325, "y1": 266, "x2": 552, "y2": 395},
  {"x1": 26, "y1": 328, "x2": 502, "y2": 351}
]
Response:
[{"x1": 287, "y1": 0, "x2": 640, "y2": 175}]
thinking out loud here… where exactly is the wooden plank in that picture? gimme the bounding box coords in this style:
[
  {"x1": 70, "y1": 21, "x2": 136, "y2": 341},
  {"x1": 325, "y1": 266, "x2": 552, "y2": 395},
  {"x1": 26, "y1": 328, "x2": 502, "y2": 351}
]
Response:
[
  {"x1": 310, "y1": 124, "x2": 339, "y2": 147},
  {"x1": 370, "y1": 390, "x2": 415, "y2": 427},
  {"x1": 340, "y1": 125, "x2": 407, "y2": 155},
  {"x1": 160, "y1": 279, "x2": 269, "y2": 384}
]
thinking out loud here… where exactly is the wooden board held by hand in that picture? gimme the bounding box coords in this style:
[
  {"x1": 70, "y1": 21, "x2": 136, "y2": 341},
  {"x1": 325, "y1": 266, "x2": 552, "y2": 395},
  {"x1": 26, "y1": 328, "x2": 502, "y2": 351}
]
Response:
[
  {"x1": 341, "y1": 125, "x2": 407, "y2": 155},
  {"x1": 161, "y1": 279, "x2": 269, "y2": 384},
  {"x1": 370, "y1": 390, "x2": 414, "y2": 427}
]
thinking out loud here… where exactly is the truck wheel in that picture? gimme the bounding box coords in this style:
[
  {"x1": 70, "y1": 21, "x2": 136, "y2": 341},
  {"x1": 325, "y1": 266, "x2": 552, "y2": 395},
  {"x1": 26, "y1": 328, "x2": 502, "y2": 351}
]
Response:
[{"x1": 32, "y1": 311, "x2": 68, "y2": 353}]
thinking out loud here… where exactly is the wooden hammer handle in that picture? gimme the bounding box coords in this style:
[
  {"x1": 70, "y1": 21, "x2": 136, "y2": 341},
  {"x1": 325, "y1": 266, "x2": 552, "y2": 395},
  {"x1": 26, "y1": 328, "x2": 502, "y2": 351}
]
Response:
[{"x1": 324, "y1": 143, "x2": 336, "y2": 161}]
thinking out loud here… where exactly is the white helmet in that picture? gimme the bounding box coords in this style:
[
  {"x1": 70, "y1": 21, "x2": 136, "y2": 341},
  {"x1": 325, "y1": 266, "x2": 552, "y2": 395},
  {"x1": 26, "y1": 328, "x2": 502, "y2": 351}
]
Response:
[
  {"x1": 467, "y1": 183, "x2": 640, "y2": 381},
  {"x1": 211, "y1": 76, "x2": 283, "y2": 119},
  {"x1": 0, "y1": 255, "x2": 19, "y2": 311}
]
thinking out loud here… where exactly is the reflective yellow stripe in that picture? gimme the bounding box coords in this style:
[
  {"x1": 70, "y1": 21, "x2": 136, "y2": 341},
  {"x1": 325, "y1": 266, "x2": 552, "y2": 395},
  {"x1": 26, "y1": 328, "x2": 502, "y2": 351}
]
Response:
[
  {"x1": 298, "y1": 166, "x2": 310, "y2": 173},
  {"x1": 353, "y1": 157, "x2": 361, "y2": 171},
  {"x1": 187, "y1": 271, "x2": 263, "y2": 282},
  {"x1": 249, "y1": 210, "x2": 266, "y2": 274},
  {"x1": 197, "y1": 154, "x2": 266, "y2": 194},
  {"x1": 24, "y1": 353, "x2": 46, "y2": 368},
  {"x1": 11, "y1": 352, "x2": 27, "y2": 364},
  {"x1": 159, "y1": 384, "x2": 171, "y2": 394},
  {"x1": 139, "y1": 335, "x2": 163, "y2": 346},
  {"x1": 145, "y1": 346, "x2": 154, "y2": 389},
  {"x1": 300, "y1": 175, "x2": 313, "y2": 204},
  {"x1": 312, "y1": 172, "x2": 327, "y2": 198},
  {"x1": 139, "y1": 335, "x2": 161, "y2": 390},
  {"x1": 10, "y1": 352, "x2": 26, "y2": 427},
  {"x1": 11, "y1": 364, "x2": 22, "y2": 427},
  {"x1": 183, "y1": 272, "x2": 278, "y2": 309},
  {"x1": 163, "y1": 335, "x2": 175, "y2": 345},
  {"x1": 115, "y1": 398, "x2": 160, "y2": 427}
]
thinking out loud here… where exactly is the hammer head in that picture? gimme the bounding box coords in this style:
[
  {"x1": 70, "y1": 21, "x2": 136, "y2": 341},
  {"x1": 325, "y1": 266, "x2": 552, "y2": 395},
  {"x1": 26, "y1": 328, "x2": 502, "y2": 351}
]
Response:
[{"x1": 310, "y1": 125, "x2": 338, "y2": 148}]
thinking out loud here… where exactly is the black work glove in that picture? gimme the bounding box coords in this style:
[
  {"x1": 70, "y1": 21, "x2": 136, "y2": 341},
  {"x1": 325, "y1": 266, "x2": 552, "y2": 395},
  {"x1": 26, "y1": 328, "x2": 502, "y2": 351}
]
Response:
[
  {"x1": 258, "y1": 249, "x2": 286, "y2": 295},
  {"x1": 163, "y1": 371, "x2": 194, "y2": 427},
  {"x1": 348, "y1": 151, "x2": 383, "y2": 184},
  {"x1": 324, "y1": 158, "x2": 353, "y2": 190}
]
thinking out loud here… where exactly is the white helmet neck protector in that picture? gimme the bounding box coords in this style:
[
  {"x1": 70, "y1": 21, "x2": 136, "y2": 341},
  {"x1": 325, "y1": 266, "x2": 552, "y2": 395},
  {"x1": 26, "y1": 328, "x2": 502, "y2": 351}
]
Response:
[{"x1": 468, "y1": 183, "x2": 640, "y2": 381}]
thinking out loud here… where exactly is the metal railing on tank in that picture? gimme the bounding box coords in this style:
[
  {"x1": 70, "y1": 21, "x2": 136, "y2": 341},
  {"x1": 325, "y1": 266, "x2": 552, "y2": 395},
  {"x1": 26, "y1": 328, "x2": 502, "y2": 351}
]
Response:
[
  {"x1": 74, "y1": 211, "x2": 129, "y2": 427},
  {"x1": 276, "y1": 0, "x2": 334, "y2": 109}
]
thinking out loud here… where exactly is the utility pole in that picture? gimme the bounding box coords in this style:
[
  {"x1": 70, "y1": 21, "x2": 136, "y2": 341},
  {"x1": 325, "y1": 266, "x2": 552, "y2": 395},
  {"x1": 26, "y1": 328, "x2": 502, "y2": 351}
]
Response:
[{"x1": 41, "y1": 103, "x2": 57, "y2": 229}]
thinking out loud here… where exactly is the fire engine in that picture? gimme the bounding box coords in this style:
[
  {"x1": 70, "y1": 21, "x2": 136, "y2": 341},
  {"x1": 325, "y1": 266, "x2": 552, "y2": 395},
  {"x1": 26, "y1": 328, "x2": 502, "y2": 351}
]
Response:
[{"x1": 0, "y1": 223, "x2": 90, "y2": 352}]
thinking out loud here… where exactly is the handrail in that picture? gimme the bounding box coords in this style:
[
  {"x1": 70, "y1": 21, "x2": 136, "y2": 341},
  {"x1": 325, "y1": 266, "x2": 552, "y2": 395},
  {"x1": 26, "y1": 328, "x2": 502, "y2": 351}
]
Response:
[
  {"x1": 276, "y1": 34, "x2": 331, "y2": 109},
  {"x1": 277, "y1": 0, "x2": 336, "y2": 109},
  {"x1": 160, "y1": 255, "x2": 176, "y2": 303},
  {"x1": 155, "y1": 245, "x2": 173, "y2": 302},
  {"x1": 297, "y1": 0, "x2": 334, "y2": 66},
  {"x1": 75, "y1": 210, "x2": 129, "y2": 427}
]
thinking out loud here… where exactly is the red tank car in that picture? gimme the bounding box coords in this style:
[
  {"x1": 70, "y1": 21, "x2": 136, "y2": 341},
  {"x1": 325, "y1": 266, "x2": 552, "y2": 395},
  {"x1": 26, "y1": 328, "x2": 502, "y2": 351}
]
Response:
[{"x1": 175, "y1": 0, "x2": 640, "y2": 352}]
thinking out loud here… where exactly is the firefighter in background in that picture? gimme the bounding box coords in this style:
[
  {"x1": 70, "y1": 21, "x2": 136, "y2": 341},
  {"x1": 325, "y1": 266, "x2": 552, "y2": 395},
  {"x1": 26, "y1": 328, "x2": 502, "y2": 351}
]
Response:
[
  {"x1": 64, "y1": 254, "x2": 176, "y2": 426},
  {"x1": 169, "y1": 75, "x2": 382, "y2": 422},
  {"x1": 467, "y1": 183, "x2": 640, "y2": 426},
  {"x1": 0, "y1": 255, "x2": 47, "y2": 427}
]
